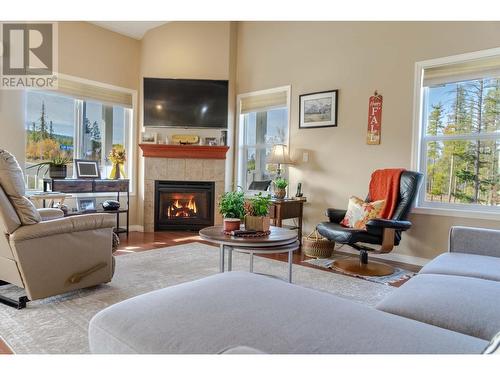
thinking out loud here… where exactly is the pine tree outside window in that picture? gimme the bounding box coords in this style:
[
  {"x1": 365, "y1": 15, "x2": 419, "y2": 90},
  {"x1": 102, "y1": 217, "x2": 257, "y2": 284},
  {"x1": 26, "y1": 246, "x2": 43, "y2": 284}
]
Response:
[
  {"x1": 414, "y1": 50, "x2": 500, "y2": 216},
  {"x1": 25, "y1": 90, "x2": 132, "y2": 190}
]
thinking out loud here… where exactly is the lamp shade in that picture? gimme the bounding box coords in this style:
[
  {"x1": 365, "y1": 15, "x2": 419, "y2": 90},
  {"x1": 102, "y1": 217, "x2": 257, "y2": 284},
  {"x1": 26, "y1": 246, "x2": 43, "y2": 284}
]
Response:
[{"x1": 267, "y1": 144, "x2": 294, "y2": 165}]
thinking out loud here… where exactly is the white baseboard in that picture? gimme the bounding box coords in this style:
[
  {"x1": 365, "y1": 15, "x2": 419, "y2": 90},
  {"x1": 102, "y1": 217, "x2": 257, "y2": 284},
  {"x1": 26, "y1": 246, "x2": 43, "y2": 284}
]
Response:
[
  {"x1": 129, "y1": 225, "x2": 144, "y2": 232},
  {"x1": 337, "y1": 246, "x2": 431, "y2": 267}
]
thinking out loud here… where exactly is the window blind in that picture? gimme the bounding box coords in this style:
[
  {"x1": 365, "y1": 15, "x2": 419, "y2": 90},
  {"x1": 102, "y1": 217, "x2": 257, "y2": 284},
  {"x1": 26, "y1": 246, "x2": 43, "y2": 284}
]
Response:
[
  {"x1": 56, "y1": 78, "x2": 133, "y2": 108},
  {"x1": 240, "y1": 89, "x2": 288, "y2": 114},
  {"x1": 423, "y1": 56, "x2": 500, "y2": 87}
]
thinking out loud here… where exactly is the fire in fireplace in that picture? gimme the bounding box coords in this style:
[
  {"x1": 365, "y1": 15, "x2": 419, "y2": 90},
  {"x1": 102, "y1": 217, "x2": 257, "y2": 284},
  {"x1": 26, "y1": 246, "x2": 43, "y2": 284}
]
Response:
[
  {"x1": 155, "y1": 181, "x2": 214, "y2": 231},
  {"x1": 167, "y1": 196, "x2": 198, "y2": 218}
]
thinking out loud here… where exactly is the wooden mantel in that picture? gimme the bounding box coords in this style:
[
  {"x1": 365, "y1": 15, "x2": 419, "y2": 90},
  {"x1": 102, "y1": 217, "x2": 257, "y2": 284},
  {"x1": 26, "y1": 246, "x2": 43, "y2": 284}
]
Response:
[{"x1": 139, "y1": 144, "x2": 230, "y2": 160}]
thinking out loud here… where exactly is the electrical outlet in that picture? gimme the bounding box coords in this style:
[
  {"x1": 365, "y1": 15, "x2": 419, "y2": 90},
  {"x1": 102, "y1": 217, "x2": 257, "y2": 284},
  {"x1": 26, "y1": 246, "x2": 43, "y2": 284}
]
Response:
[{"x1": 302, "y1": 152, "x2": 309, "y2": 163}]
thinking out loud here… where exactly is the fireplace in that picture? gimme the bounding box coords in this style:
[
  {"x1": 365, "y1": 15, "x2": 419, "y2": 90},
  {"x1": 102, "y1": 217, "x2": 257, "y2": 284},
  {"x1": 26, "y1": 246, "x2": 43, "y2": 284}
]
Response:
[{"x1": 154, "y1": 180, "x2": 215, "y2": 231}]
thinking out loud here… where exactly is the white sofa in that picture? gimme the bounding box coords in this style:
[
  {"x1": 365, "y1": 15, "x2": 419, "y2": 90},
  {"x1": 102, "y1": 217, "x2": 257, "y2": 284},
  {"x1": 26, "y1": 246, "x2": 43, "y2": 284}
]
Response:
[{"x1": 88, "y1": 226, "x2": 500, "y2": 354}]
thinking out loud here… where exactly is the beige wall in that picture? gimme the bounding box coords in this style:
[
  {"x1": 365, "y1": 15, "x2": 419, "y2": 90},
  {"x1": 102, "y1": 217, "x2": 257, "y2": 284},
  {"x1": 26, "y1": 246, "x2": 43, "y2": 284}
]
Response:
[
  {"x1": 59, "y1": 22, "x2": 140, "y2": 90},
  {"x1": 236, "y1": 21, "x2": 500, "y2": 260},
  {"x1": 0, "y1": 90, "x2": 26, "y2": 165},
  {"x1": 137, "y1": 22, "x2": 235, "y2": 226}
]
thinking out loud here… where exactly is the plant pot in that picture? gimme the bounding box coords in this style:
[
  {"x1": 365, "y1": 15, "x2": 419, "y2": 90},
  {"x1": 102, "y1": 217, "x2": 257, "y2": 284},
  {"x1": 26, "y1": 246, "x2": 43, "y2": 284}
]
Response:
[
  {"x1": 244, "y1": 215, "x2": 271, "y2": 232},
  {"x1": 273, "y1": 188, "x2": 286, "y2": 200},
  {"x1": 223, "y1": 218, "x2": 241, "y2": 232},
  {"x1": 49, "y1": 165, "x2": 67, "y2": 179}
]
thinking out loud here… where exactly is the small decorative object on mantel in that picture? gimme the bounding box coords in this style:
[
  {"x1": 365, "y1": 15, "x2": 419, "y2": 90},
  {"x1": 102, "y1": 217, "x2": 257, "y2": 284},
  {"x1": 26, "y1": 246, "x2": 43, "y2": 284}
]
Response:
[
  {"x1": 299, "y1": 89, "x2": 338, "y2": 129},
  {"x1": 273, "y1": 177, "x2": 288, "y2": 199},
  {"x1": 220, "y1": 130, "x2": 228, "y2": 146},
  {"x1": 204, "y1": 137, "x2": 218, "y2": 146},
  {"x1": 108, "y1": 145, "x2": 126, "y2": 180},
  {"x1": 219, "y1": 190, "x2": 245, "y2": 232},
  {"x1": 367, "y1": 90, "x2": 383, "y2": 145},
  {"x1": 244, "y1": 193, "x2": 272, "y2": 232},
  {"x1": 171, "y1": 134, "x2": 200, "y2": 145},
  {"x1": 141, "y1": 131, "x2": 157, "y2": 144}
]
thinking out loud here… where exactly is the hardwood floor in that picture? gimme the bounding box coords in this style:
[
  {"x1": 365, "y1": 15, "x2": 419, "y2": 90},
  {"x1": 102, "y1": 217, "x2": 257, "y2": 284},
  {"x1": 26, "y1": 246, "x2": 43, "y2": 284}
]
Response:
[{"x1": 0, "y1": 230, "x2": 421, "y2": 355}]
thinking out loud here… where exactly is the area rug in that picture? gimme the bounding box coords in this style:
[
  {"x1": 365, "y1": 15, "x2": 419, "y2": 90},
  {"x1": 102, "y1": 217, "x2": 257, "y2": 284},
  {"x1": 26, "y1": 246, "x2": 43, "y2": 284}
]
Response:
[
  {"x1": 0, "y1": 242, "x2": 392, "y2": 354},
  {"x1": 304, "y1": 256, "x2": 415, "y2": 286}
]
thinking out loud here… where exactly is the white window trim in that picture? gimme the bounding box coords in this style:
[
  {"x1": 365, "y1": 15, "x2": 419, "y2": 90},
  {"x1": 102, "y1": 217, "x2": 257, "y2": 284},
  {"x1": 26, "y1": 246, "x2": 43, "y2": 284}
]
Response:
[
  {"x1": 411, "y1": 47, "x2": 500, "y2": 221},
  {"x1": 235, "y1": 85, "x2": 291, "y2": 191}
]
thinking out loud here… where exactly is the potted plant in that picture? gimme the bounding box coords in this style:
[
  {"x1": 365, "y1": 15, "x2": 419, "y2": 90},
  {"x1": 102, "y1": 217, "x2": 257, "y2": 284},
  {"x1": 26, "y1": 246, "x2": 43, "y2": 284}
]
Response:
[
  {"x1": 27, "y1": 155, "x2": 71, "y2": 179},
  {"x1": 244, "y1": 193, "x2": 272, "y2": 232},
  {"x1": 273, "y1": 177, "x2": 288, "y2": 199},
  {"x1": 218, "y1": 190, "x2": 245, "y2": 232},
  {"x1": 48, "y1": 155, "x2": 71, "y2": 179}
]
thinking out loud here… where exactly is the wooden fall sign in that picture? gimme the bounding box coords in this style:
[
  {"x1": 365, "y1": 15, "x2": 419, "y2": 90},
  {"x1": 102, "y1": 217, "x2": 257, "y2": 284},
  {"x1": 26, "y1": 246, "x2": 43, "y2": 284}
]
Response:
[{"x1": 367, "y1": 91, "x2": 383, "y2": 145}]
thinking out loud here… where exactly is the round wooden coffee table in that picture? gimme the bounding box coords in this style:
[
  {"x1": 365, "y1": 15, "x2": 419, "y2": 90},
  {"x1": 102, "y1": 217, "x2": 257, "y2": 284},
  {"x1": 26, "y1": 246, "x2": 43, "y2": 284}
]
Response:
[{"x1": 199, "y1": 226, "x2": 299, "y2": 283}]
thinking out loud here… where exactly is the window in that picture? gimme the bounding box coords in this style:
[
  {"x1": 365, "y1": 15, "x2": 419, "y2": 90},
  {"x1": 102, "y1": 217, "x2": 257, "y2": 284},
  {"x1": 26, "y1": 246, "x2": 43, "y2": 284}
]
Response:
[
  {"x1": 415, "y1": 52, "x2": 500, "y2": 214},
  {"x1": 237, "y1": 87, "x2": 290, "y2": 191},
  {"x1": 25, "y1": 89, "x2": 132, "y2": 190}
]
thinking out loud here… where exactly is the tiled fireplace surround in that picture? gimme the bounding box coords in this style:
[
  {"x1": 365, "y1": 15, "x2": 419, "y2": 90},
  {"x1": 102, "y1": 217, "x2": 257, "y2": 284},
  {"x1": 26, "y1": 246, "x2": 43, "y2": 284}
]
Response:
[{"x1": 141, "y1": 145, "x2": 227, "y2": 232}]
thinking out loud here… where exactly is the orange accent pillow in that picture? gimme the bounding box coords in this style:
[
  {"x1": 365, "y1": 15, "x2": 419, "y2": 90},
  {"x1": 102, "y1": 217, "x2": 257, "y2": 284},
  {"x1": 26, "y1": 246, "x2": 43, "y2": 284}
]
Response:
[{"x1": 340, "y1": 196, "x2": 386, "y2": 230}]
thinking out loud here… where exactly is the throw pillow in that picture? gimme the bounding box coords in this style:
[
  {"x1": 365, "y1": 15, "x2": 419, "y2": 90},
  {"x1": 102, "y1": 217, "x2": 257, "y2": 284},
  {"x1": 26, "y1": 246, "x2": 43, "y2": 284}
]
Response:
[
  {"x1": 483, "y1": 331, "x2": 500, "y2": 354},
  {"x1": 340, "y1": 196, "x2": 385, "y2": 230}
]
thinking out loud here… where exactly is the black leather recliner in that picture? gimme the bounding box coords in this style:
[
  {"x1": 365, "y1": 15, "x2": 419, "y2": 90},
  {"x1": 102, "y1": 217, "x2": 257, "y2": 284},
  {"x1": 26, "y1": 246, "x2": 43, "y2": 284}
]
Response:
[{"x1": 316, "y1": 170, "x2": 423, "y2": 276}]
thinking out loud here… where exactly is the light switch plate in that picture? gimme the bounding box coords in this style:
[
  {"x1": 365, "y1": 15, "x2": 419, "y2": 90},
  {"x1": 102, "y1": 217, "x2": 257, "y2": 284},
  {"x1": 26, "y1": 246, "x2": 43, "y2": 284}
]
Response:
[{"x1": 302, "y1": 152, "x2": 309, "y2": 163}]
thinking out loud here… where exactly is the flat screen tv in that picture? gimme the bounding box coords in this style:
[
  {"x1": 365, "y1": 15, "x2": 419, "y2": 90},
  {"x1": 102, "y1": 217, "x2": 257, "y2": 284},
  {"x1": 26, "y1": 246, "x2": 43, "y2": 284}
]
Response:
[{"x1": 144, "y1": 78, "x2": 228, "y2": 129}]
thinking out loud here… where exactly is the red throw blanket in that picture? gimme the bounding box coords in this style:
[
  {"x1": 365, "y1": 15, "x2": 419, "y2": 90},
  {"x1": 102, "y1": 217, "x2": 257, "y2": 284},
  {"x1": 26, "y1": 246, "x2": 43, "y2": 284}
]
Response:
[{"x1": 368, "y1": 168, "x2": 405, "y2": 219}]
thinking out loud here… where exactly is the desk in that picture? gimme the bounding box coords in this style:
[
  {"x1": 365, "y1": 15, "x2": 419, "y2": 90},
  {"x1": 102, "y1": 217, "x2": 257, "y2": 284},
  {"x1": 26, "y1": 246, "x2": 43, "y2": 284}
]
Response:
[
  {"x1": 269, "y1": 198, "x2": 306, "y2": 243},
  {"x1": 43, "y1": 178, "x2": 130, "y2": 235}
]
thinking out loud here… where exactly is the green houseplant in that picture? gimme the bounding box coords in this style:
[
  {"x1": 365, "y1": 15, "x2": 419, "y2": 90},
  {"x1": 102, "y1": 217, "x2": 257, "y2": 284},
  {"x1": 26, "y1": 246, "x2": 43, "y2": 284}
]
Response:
[
  {"x1": 27, "y1": 155, "x2": 72, "y2": 179},
  {"x1": 244, "y1": 193, "x2": 272, "y2": 232},
  {"x1": 273, "y1": 177, "x2": 288, "y2": 199},
  {"x1": 218, "y1": 190, "x2": 245, "y2": 231}
]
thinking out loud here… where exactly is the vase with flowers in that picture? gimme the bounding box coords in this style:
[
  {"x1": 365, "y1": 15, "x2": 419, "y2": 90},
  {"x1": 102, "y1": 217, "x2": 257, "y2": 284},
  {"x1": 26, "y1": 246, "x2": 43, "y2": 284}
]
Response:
[{"x1": 108, "y1": 146, "x2": 126, "y2": 180}]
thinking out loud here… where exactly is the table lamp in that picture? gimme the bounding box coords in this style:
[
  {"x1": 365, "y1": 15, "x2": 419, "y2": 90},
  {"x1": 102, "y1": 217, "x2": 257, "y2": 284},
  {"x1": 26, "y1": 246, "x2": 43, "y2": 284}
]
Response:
[{"x1": 267, "y1": 144, "x2": 294, "y2": 177}]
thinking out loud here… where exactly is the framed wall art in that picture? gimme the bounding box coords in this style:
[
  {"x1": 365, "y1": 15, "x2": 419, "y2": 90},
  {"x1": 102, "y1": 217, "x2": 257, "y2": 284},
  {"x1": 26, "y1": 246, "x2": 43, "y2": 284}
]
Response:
[{"x1": 299, "y1": 89, "x2": 338, "y2": 129}]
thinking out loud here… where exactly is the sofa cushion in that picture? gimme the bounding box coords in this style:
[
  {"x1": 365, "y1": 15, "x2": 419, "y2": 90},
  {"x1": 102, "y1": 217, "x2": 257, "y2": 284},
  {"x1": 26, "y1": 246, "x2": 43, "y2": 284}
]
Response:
[
  {"x1": 0, "y1": 150, "x2": 41, "y2": 225},
  {"x1": 89, "y1": 271, "x2": 487, "y2": 354},
  {"x1": 420, "y1": 252, "x2": 500, "y2": 282},
  {"x1": 376, "y1": 274, "x2": 500, "y2": 341},
  {"x1": 0, "y1": 187, "x2": 21, "y2": 234}
]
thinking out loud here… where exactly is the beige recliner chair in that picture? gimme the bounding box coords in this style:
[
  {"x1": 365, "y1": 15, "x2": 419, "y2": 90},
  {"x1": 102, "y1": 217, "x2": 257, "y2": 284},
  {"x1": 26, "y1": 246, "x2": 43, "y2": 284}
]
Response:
[{"x1": 0, "y1": 149, "x2": 116, "y2": 309}]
